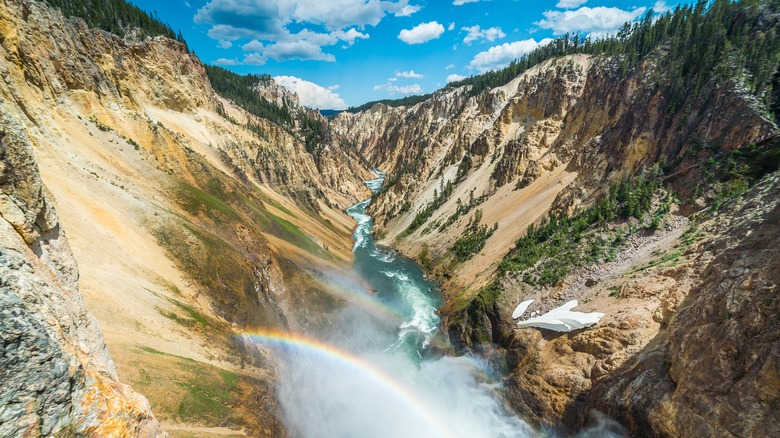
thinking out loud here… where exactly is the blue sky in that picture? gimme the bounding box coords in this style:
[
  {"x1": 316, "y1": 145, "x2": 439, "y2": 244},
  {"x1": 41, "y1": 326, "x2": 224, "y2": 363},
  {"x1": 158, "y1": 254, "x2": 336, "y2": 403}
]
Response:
[{"x1": 128, "y1": 0, "x2": 685, "y2": 109}]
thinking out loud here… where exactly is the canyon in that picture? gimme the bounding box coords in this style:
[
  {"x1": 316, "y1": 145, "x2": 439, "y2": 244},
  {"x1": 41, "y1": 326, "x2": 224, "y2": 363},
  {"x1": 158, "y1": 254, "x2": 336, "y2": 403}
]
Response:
[{"x1": 1, "y1": 0, "x2": 778, "y2": 437}]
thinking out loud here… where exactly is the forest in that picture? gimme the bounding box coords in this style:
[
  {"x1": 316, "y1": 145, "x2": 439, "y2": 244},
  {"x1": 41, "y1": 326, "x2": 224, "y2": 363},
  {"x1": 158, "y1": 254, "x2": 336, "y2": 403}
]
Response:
[
  {"x1": 370, "y1": 0, "x2": 780, "y2": 120},
  {"x1": 204, "y1": 66, "x2": 294, "y2": 129},
  {"x1": 40, "y1": 0, "x2": 185, "y2": 44}
]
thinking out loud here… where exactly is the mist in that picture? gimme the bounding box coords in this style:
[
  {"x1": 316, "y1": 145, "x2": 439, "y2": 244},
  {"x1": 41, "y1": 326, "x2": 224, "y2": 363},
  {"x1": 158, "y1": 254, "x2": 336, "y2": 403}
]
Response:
[
  {"x1": 273, "y1": 304, "x2": 534, "y2": 438},
  {"x1": 254, "y1": 175, "x2": 626, "y2": 438}
]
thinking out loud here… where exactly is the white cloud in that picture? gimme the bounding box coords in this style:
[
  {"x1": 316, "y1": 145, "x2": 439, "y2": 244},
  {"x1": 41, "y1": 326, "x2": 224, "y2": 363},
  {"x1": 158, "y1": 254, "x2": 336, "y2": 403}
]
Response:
[
  {"x1": 453, "y1": 0, "x2": 479, "y2": 5},
  {"x1": 262, "y1": 41, "x2": 336, "y2": 62},
  {"x1": 448, "y1": 22, "x2": 455, "y2": 31},
  {"x1": 396, "y1": 70, "x2": 424, "y2": 79},
  {"x1": 398, "y1": 21, "x2": 445, "y2": 44},
  {"x1": 238, "y1": 29, "x2": 367, "y2": 62},
  {"x1": 327, "y1": 84, "x2": 340, "y2": 90},
  {"x1": 243, "y1": 53, "x2": 266, "y2": 65},
  {"x1": 196, "y1": 0, "x2": 419, "y2": 32},
  {"x1": 653, "y1": 1, "x2": 671, "y2": 13},
  {"x1": 374, "y1": 82, "x2": 423, "y2": 95},
  {"x1": 241, "y1": 40, "x2": 264, "y2": 51},
  {"x1": 462, "y1": 25, "x2": 505, "y2": 45},
  {"x1": 331, "y1": 28, "x2": 371, "y2": 46},
  {"x1": 445, "y1": 64, "x2": 455, "y2": 70},
  {"x1": 446, "y1": 74, "x2": 467, "y2": 83},
  {"x1": 206, "y1": 24, "x2": 262, "y2": 42},
  {"x1": 555, "y1": 0, "x2": 587, "y2": 8},
  {"x1": 390, "y1": 2, "x2": 421, "y2": 17},
  {"x1": 468, "y1": 38, "x2": 554, "y2": 72},
  {"x1": 194, "y1": 0, "x2": 407, "y2": 63},
  {"x1": 274, "y1": 76, "x2": 347, "y2": 109},
  {"x1": 536, "y1": 6, "x2": 646, "y2": 35},
  {"x1": 213, "y1": 57, "x2": 240, "y2": 65}
]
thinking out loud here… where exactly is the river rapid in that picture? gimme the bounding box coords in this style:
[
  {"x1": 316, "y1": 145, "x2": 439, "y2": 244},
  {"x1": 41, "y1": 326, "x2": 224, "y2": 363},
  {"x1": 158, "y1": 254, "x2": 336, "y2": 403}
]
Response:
[{"x1": 269, "y1": 171, "x2": 536, "y2": 438}]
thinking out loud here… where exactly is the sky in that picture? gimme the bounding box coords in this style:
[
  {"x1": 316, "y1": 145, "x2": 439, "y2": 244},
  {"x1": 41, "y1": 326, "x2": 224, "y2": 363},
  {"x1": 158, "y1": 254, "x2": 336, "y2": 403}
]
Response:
[{"x1": 127, "y1": 0, "x2": 686, "y2": 109}]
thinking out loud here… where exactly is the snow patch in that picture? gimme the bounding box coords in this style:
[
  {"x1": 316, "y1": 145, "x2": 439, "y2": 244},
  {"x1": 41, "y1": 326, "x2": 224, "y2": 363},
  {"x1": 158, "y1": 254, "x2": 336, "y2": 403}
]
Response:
[{"x1": 516, "y1": 300, "x2": 603, "y2": 332}]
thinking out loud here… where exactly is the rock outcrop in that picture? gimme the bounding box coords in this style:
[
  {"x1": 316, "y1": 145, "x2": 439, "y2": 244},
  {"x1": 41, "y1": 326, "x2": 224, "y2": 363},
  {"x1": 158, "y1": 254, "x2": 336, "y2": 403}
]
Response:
[
  {"x1": 333, "y1": 52, "x2": 775, "y2": 303},
  {"x1": 333, "y1": 16, "x2": 779, "y2": 437},
  {"x1": 0, "y1": 0, "x2": 373, "y2": 435},
  {"x1": 1, "y1": 102, "x2": 165, "y2": 437},
  {"x1": 584, "y1": 174, "x2": 780, "y2": 437}
]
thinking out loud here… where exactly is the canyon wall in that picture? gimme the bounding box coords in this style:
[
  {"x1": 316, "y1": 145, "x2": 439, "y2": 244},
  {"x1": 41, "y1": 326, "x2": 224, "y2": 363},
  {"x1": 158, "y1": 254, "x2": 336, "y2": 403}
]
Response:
[
  {"x1": 334, "y1": 30, "x2": 778, "y2": 438},
  {"x1": 0, "y1": 0, "x2": 374, "y2": 435}
]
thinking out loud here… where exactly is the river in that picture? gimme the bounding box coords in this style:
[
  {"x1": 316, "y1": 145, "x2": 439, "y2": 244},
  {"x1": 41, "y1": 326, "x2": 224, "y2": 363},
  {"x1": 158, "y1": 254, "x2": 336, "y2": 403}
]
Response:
[{"x1": 267, "y1": 171, "x2": 538, "y2": 438}]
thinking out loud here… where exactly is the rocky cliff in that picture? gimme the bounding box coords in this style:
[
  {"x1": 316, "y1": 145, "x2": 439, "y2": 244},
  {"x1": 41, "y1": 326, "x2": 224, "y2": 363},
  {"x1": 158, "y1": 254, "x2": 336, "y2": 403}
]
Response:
[
  {"x1": 0, "y1": 0, "x2": 374, "y2": 435},
  {"x1": 332, "y1": 6, "x2": 779, "y2": 436},
  {"x1": 333, "y1": 51, "x2": 773, "y2": 299},
  {"x1": 1, "y1": 102, "x2": 165, "y2": 437}
]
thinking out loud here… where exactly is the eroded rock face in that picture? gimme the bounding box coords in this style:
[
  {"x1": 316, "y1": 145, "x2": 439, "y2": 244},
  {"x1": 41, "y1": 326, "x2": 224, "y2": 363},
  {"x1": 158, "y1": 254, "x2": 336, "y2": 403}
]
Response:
[
  {"x1": 586, "y1": 175, "x2": 780, "y2": 437},
  {"x1": 0, "y1": 104, "x2": 165, "y2": 437},
  {"x1": 449, "y1": 174, "x2": 780, "y2": 437},
  {"x1": 0, "y1": 0, "x2": 369, "y2": 211},
  {"x1": 334, "y1": 38, "x2": 778, "y2": 437}
]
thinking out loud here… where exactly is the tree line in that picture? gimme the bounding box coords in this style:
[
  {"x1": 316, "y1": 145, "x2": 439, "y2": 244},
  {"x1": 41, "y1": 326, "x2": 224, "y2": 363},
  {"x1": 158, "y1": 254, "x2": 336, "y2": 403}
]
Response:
[
  {"x1": 449, "y1": 0, "x2": 779, "y2": 116},
  {"x1": 205, "y1": 65, "x2": 293, "y2": 128},
  {"x1": 40, "y1": 0, "x2": 186, "y2": 45},
  {"x1": 346, "y1": 94, "x2": 433, "y2": 113},
  {"x1": 356, "y1": 0, "x2": 779, "y2": 121}
]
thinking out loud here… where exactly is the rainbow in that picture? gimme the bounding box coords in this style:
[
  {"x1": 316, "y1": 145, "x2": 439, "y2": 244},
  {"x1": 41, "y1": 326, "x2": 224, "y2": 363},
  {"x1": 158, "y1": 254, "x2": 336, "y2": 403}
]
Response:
[
  {"x1": 313, "y1": 275, "x2": 404, "y2": 324},
  {"x1": 239, "y1": 329, "x2": 455, "y2": 438}
]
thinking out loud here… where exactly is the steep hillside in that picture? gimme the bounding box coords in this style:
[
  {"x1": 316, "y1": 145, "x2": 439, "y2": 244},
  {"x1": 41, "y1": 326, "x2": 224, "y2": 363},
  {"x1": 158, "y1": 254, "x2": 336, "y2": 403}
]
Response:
[
  {"x1": 332, "y1": 0, "x2": 778, "y2": 306},
  {"x1": 1, "y1": 100, "x2": 165, "y2": 438},
  {"x1": 333, "y1": 0, "x2": 780, "y2": 435},
  {"x1": 0, "y1": 0, "x2": 373, "y2": 435}
]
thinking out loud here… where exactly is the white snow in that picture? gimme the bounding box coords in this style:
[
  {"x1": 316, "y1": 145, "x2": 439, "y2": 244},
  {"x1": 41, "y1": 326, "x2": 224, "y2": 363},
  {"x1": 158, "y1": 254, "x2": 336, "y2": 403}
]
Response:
[
  {"x1": 511, "y1": 299, "x2": 535, "y2": 319},
  {"x1": 516, "y1": 300, "x2": 604, "y2": 332}
]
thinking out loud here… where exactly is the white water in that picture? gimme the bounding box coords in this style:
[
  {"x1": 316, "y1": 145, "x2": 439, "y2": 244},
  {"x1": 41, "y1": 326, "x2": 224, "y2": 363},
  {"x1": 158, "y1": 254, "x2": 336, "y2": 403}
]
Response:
[{"x1": 267, "y1": 171, "x2": 625, "y2": 438}]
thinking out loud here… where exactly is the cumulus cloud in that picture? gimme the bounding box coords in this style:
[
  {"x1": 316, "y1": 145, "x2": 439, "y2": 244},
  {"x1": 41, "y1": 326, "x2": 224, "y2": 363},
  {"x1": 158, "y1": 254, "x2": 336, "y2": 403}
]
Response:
[
  {"x1": 468, "y1": 38, "x2": 554, "y2": 72},
  {"x1": 448, "y1": 22, "x2": 455, "y2": 31},
  {"x1": 196, "y1": 0, "x2": 416, "y2": 32},
  {"x1": 536, "y1": 6, "x2": 646, "y2": 36},
  {"x1": 389, "y1": 2, "x2": 421, "y2": 17},
  {"x1": 453, "y1": 0, "x2": 479, "y2": 5},
  {"x1": 556, "y1": 0, "x2": 587, "y2": 8},
  {"x1": 264, "y1": 41, "x2": 337, "y2": 62},
  {"x1": 396, "y1": 70, "x2": 424, "y2": 78},
  {"x1": 373, "y1": 82, "x2": 423, "y2": 95},
  {"x1": 213, "y1": 57, "x2": 240, "y2": 65},
  {"x1": 398, "y1": 21, "x2": 445, "y2": 44},
  {"x1": 195, "y1": 0, "x2": 410, "y2": 62},
  {"x1": 446, "y1": 74, "x2": 467, "y2": 83},
  {"x1": 462, "y1": 25, "x2": 505, "y2": 45},
  {"x1": 236, "y1": 29, "x2": 367, "y2": 62},
  {"x1": 243, "y1": 53, "x2": 267, "y2": 65},
  {"x1": 445, "y1": 64, "x2": 455, "y2": 70},
  {"x1": 274, "y1": 76, "x2": 347, "y2": 109},
  {"x1": 241, "y1": 40, "x2": 264, "y2": 51}
]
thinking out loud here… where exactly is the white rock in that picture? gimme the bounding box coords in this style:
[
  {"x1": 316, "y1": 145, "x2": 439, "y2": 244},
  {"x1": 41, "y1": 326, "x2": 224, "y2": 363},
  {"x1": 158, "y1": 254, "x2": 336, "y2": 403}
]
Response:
[
  {"x1": 517, "y1": 300, "x2": 604, "y2": 332},
  {"x1": 512, "y1": 299, "x2": 535, "y2": 319}
]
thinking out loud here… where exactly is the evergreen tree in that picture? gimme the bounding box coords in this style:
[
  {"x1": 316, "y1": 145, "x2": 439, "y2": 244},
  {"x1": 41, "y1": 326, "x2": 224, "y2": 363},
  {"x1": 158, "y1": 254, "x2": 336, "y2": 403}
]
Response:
[{"x1": 40, "y1": 0, "x2": 186, "y2": 47}]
